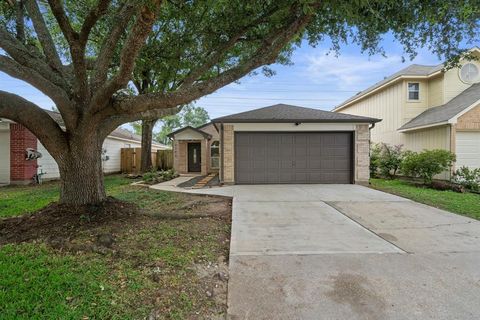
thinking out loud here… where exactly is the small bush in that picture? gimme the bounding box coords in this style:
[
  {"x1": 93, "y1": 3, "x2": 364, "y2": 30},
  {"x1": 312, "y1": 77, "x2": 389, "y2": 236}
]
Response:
[
  {"x1": 376, "y1": 143, "x2": 405, "y2": 178},
  {"x1": 370, "y1": 143, "x2": 382, "y2": 178},
  {"x1": 142, "y1": 169, "x2": 179, "y2": 184},
  {"x1": 401, "y1": 149, "x2": 456, "y2": 184},
  {"x1": 453, "y1": 166, "x2": 480, "y2": 192}
]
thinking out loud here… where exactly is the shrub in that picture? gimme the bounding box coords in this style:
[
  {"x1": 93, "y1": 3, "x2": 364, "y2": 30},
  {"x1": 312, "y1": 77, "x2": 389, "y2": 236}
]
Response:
[
  {"x1": 142, "y1": 169, "x2": 179, "y2": 184},
  {"x1": 401, "y1": 149, "x2": 456, "y2": 184},
  {"x1": 370, "y1": 143, "x2": 382, "y2": 178},
  {"x1": 377, "y1": 143, "x2": 405, "y2": 178},
  {"x1": 453, "y1": 166, "x2": 480, "y2": 192}
]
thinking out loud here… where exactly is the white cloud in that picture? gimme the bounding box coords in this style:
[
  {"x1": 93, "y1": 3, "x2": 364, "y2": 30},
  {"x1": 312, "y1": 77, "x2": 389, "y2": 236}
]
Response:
[{"x1": 304, "y1": 51, "x2": 403, "y2": 88}]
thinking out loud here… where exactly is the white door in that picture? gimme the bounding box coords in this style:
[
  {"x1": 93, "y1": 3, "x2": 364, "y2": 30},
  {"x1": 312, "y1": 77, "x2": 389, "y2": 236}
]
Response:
[
  {"x1": 456, "y1": 131, "x2": 480, "y2": 169},
  {"x1": 0, "y1": 130, "x2": 10, "y2": 184}
]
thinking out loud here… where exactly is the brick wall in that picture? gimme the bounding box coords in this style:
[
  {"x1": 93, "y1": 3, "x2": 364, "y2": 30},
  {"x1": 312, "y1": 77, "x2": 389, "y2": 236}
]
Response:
[
  {"x1": 355, "y1": 124, "x2": 370, "y2": 185},
  {"x1": 457, "y1": 105, "x2": 480, "y2": 130},
  {"x1": 10, "y1": 123, "x2": 38, "y2": 183}
]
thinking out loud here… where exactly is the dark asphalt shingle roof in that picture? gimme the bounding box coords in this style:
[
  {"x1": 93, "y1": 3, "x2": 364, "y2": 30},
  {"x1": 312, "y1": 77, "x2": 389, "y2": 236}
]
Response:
[
  {"x1": 212, "y1": 104, "x2": 380, "y2": 123},
  {"x1": 335, "y1": 64, "x2": 444, "y2": 110},
  {"x1": 167, "y1": 125, "x2": 212, "y2": 138},
  {"x1": 45, "y1": 110, "x2": 167, "y2": 146},
  {"x1": 399, "y1": 83, "x2": 480, "y2": 131}
]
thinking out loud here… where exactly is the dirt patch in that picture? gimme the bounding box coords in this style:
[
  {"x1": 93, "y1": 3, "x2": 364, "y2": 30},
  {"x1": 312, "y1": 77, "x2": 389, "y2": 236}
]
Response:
[{"x1": 0, "y1": 197, "x2": 140, "y2": 246}]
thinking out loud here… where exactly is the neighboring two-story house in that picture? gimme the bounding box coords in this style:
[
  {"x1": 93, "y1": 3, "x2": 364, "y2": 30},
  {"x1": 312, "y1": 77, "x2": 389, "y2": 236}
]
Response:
[{"x1": 334, "y1": 47, "x2": 480, "y2": 177}]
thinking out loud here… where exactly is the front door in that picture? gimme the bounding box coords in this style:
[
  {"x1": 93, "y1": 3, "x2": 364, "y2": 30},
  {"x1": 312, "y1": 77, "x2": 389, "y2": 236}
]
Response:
[{"x1": 188, "y1": 142, "x2": 201, "y2": 172}]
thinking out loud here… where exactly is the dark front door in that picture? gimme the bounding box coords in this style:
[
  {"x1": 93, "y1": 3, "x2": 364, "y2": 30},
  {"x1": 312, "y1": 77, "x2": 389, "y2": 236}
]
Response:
[
  {"x1": 188, "y1": 142, "x2": 201, "y2": 172},
  {"x1": 235, "y1": 132, "x2": 353, "y2": 184}
]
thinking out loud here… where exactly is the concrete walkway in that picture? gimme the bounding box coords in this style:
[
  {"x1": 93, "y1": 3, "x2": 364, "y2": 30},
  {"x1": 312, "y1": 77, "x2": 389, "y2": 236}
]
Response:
[{"x1": 150, "y1": 182, "x2": 480, "y2": 319}]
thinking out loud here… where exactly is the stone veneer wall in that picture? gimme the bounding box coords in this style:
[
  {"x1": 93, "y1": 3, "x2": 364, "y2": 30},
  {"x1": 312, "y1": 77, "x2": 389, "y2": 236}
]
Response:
[
  {"x1": 355, "y1": 124, "x2": 370, "y2": 185},
  {"x1": 222, "y1": 125, "x2": 235, "y2": 184},
  {"x1": 173, "y1": 140, "x2": 188, "y2": 173}
]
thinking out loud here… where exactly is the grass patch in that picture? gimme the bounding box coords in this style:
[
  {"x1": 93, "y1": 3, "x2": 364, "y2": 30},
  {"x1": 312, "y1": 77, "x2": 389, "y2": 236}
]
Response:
[
  {"x1": 370, "y1": 178, "x2": 480, "y2": 220},
  {"x1": 0, "y1": 243, "x2": 148, "y2": 319},
  {"x1": 0, "y1": 175, "x2": 231, "y2": 319},
  {"x1": 0, "y1": 175, "x2": 134, "y2": 218}
]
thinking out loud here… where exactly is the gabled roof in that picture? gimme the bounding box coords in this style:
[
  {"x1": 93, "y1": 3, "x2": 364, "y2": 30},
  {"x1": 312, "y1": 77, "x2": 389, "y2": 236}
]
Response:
[
  {"x1": 44, "y1": 110, "x2": 168, "y2": 147},
  {"x1": 399, "y1": 83, "x2": 480, "y2": 131},
  {"x1": 167, "y1": 125, "x2": 212, "y2": 139},
  {"x1": 212, "y1": 104, "x2": 380, "y2": 123},
  {"x1": 334, "y1": 64, "x2": 444, "y2": 111}
]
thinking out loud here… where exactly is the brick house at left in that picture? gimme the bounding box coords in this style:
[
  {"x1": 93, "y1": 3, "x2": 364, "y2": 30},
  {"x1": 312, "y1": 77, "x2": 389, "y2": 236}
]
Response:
[{"x1": 0, "y1": 110, "x2": 168, "y2": 185}]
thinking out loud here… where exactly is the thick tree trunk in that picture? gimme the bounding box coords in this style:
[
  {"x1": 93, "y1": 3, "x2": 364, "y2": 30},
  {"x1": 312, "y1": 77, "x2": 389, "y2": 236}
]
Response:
[
  {"x1": 57, "y1": 136, "x2": 107, "y2": 205},
  {"x1": 140, "y1": 118, "x2": 157, "y2": 172}
]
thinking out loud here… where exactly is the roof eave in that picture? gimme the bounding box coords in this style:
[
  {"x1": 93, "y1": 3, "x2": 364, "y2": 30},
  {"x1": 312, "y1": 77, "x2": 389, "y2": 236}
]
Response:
[
  {"x1": 398, "y1": 121, "x2": 449, "y2": 133},
  {"x1": 212, "y1": 118, "x2": 381, "y2": 124}
]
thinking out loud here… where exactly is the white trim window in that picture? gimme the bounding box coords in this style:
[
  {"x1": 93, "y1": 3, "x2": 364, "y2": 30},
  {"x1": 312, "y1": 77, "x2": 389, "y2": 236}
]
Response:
[
  {"x1": 210, "y1": 141, "x2": 220, "y2": 169},
  {"x1": 407, "y1": 82, "x2": 420, "y2": 101}
]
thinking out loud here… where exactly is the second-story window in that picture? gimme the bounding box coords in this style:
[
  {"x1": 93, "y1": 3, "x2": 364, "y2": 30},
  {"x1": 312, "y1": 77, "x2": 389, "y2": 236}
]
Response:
[{"x1": 408, "y1": 82, "x2": 420, "y2": 101}]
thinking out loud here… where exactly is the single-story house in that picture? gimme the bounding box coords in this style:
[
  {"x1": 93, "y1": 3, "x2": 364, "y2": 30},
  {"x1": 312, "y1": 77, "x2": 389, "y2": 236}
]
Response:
[
  {"x1": 169, "y1": 104, "x2": 380, "y2": 185},
  {"x1": 334, "y1": 47, "x2": 480, "y2": 176},
  {"x1": 0, "y1": 110, "x2": 169, "y2": 185}
]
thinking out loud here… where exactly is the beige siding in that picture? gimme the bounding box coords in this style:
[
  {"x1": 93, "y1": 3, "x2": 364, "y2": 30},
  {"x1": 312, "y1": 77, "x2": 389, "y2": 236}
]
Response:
[
  {"x1": 443, "y1": 52, "x2": 480, "y2": 103},
  {"x1": 228, "y1": 122, "x2": 356, "y2": 131},
  {"x1": 428, "y1": 75, "x2": 444, "y2": 107},
  {"x1": 0, "y1": 128, "x2": 10, "y2": 184},
  {"x1": 339, "y1": 81, "x2": 405, "y2": 146},
  {"x1": 403, "y1": 126, "x2": 450, "y2": 152},
  {"x1": 404, "y1": 80, "x2": 430, "y2": 122}
]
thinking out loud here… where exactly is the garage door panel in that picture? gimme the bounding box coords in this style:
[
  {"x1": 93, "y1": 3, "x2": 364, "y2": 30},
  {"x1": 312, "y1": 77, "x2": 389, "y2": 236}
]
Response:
[
  {"x1": 235, "y1": 132, "x2": 353, "y2": 184},
  {"x1": 456, "y1": 132, "x2": 480, "y2": 169}
]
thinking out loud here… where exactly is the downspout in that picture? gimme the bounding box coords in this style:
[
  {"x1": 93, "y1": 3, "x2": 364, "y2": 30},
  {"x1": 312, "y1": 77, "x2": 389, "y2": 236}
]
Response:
[{"x1": 220, "y1": 122, "x2": 224, "y2": 184}]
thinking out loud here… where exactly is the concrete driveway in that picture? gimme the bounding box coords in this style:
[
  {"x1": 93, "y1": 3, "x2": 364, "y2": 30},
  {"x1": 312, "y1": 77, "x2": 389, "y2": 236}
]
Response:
[{"x1": 188, "y1": 184, "x2": 480, "y2": 320}]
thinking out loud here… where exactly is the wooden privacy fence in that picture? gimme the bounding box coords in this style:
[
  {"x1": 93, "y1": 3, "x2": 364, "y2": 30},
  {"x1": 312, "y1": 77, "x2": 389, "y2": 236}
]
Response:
[
  {"x1": 121, "y1": 148, "x2": 173, "y2": 173},
  {"x1": 157, "y1": 149, "x2": 174, "y2": 170}
]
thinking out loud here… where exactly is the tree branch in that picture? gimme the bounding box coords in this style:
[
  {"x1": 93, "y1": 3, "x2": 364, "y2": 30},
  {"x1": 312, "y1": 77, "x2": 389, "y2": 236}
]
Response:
[
  {"x1": 92, "y1": 1, "x2": 137, "y2": 89},
  {"x1": 79, "y1": 0, "x2": 111, "y2": 45},
  {"x1": 24, "y1": 0, "x2": 64, "y2": 73},
  {"x1": 98, "y1": 106, "x2": 179, "y2": 140},
  {"x1": 0, "y1": 91, "x2": 67, "y2": 157},
  {"x1": 90, "y1": 1, "x2": 161, "y2": 112},
  {"x1": 0, "y1": 55, "x2": 71, "y2": 109},
  {"x1": 113, "y1": 11, "x2": 311, "y2": 115},
  {"x1": 0, "y1": 26, "x2": 67, "y2": 90},
  {"x1": 47, "y1": 0, "x2": 92, "y2": 100},
  {"x1": 15, "y1": 0, "x2": 25, "y2": 42}
]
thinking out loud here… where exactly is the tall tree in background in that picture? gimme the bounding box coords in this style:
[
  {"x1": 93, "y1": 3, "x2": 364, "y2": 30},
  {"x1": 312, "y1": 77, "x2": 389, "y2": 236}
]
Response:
[{"x1": 0, "y1": 0, "x2": 478, "y2": 205}]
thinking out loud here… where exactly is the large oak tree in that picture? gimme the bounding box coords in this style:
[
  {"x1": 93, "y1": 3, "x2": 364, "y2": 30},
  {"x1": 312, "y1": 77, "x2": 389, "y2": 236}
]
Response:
[{"x1": 0, "y1": 0, "x2": 478, "y2": 205}]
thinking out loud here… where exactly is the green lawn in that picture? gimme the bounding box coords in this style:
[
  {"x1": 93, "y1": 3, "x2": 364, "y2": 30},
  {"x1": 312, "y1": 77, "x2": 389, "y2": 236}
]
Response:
[
  {"x1": 0, "y1": 175, "x2": 231, "y2": 319},
  {"x1": 0, "y1": 175, "x2": 133, "y2": 218},
  {"x1": 370, "y1": 178, "x2": 480, "y2": 220}
]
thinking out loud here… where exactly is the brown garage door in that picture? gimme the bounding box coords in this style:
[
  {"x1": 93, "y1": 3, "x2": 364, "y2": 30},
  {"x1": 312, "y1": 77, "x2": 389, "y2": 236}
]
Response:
[{"x1": 235, "y1": 132, "x2": 353, "y2": 184}]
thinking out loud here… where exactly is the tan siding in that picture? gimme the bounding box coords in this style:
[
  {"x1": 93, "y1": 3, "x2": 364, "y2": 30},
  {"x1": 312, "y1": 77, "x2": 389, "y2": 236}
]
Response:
[
  {"x1": 428, "y1": 75, "x2": 444, "y2": 107},
  {"x1": 443, "y1": 52, "x2": 480, "y2": 103},
  {"x1": 403, "y1": 126, "x2": 450, "y2": 152},
  {"x1": 457, "y1": 104, "x2": 480, "y2": 131},
  {"x1": 339, "y1": 81, "x2": 405, "y2": 146},
  {"x1": 405, "y1": 80, "x2": 430, "y2": 122}
]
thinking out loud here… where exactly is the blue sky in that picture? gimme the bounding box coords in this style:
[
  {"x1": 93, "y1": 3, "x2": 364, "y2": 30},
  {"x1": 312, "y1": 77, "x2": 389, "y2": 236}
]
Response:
[{"x1": 0, "y1": 34, "x2": 464, "y2": 123}]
